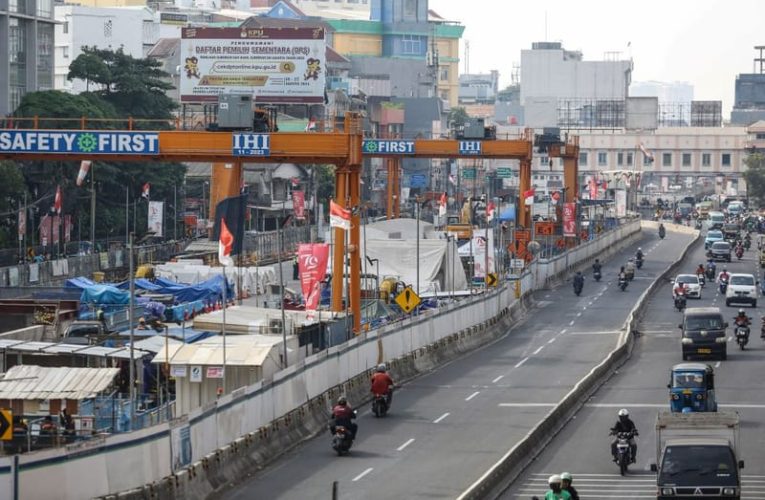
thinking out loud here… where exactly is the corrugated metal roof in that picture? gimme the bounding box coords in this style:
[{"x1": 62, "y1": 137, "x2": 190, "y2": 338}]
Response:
[
  {"x1": 0, "y1": 365, "x2": 119, "y2": 400},
  {"x1": 0, "y1": 340, "x2": 151, "y2": 360},
  {"x1": 152, "y1": 336, "x2": 276, "y2": 367}
]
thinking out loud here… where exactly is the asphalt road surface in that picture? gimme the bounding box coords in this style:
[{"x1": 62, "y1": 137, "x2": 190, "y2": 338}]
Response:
[
  {"x1": 503, "y1": 232, "x2": 765, "y2": 500},
  {"x1": 220, "y1": 229, "x2": 694, "y2": 500}
]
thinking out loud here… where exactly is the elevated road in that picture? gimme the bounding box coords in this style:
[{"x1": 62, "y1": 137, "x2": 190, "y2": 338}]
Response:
[
  {"x1": 502, "y1": 233, "x2": 765, "y2": 500},
  {"x1": 221, "y1": 229, "x2": 694, "y2": 500}
]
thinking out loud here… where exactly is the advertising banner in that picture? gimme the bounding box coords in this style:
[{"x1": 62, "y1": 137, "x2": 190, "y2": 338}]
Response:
[
  {"x1": 0, "y1": 131, "x2": 158, "y2": 155},
  {"x1": 298, "y1": 243, "x2": 329, "y2": 312},
  {"x1": 39, "y1": 215, "x2": 60, "y2": 246},
  {"x1": 471, "y1": 232, "x2": 495, "y2": 278},
  {"x1": 292, "y1": 190, "x2": 305, "y2": 220},
  {"x1": 615, "y1": 190, "x2": 627, "y2": 217},
  {"x1": 562, "y1": 202, "x2": 577, "y2": 237},
  {"x1": 148, "y1": 201, "x2": 164, "y2": 237},
  {"x1": 180, "y1": 27, "x2": 326, "y2": 103}
]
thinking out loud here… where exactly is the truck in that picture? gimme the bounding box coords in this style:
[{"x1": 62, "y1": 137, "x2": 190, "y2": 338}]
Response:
[{"x1": 651, "y1": 411, "x2": 744, "y2": 499}]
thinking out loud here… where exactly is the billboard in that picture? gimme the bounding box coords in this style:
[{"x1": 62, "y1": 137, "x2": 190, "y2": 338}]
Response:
[
  {"x1": 180, "y1": 27, "x2": 326, "y2": 104},
  {"x1": 562, "y1": 203, "x2": 576, "y2": 237}
]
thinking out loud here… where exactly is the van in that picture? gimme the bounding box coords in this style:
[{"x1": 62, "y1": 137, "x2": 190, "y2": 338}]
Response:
[
  {"x1": 708, "y1": 211, "x2": 725, "y2": 230},
  {"x1": 680, "y1": 307, "x2": 728, "y2": 361},
  {"x1": 726, "y1": 273, "x2": 758, "y2": 307}
]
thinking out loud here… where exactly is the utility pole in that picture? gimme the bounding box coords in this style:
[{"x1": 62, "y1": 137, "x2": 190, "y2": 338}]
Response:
[
  {"x1": 128, "y1": 232, "x2": 135, "y2": 430},
  {"x1": 90, "y1": 165, "x2": 96, "y2": 246}
]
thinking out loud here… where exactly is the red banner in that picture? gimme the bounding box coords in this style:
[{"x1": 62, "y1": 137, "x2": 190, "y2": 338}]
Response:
[
  {"x1": 292, "y1": 190, "x2": 305, "y2": 220},
  {"x1": 64, "y1": 215, "x2": 72, "y2": 243},
  {"x1": 298, "y1": 243, "x2": 329, "y2": 312},
  {"x1": 39, "y1": 215, "x2": 61, "y2": 246},
  {"x1": 562, "y1": 203, "x2": 577, "y2": 237},
  {"x1": 589, "y1": 178, "x2": 598, "y2": 200}
]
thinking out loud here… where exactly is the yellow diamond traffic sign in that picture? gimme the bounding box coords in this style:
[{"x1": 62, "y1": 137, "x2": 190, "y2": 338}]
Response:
[
  {"x1": 0, "y1": 409, "x2": 11, "y2": 441},
  {"x1": 395, "y1": 286, "x2": 421, "y2": 314}
]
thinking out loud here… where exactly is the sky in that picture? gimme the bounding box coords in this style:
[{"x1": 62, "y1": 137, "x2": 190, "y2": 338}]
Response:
[{"x1": 430, "y1": 0, "x2": 765, "y2": 115}]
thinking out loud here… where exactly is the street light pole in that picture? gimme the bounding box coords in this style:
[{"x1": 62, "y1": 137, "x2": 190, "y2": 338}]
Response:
[
  {"x1": 128, "y1": 232, "x2": 135, "y2": 430},
  {"x1": 277, "y1": 203, "x2": 288, "y2": 367}
]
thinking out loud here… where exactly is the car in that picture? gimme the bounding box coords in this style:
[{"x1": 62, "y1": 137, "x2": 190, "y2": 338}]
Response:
[
  {"x1": 707, "y1": 211, "x2": 725, "y2": 230},
  {"x1": 708, "y1": 241, "x2": 732, "y2": 262},
  {"x1": 704, "y1": 230, "x2": 724, "y2": 249},
  {"x1": 680, "y1": 307, "x2": 728, "y2": 361},
  {"x1": 673, "y1": 274, "x2": 702, "y2": 299},
  {"x1": 725, "y1": 273, "x2": 758, "y2": 307}
]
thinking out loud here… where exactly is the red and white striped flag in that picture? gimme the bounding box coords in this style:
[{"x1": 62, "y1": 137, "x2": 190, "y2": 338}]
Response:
[
  {"x1": 76, "y1": 161, "x2": 91, "y2": 187},
  {"x1": 438, "y1": 192, "x2": 447, "y2": 217},
  {"x1": 329, "y1": 200, "x2": 351, "y2": 231},
  {"x1": 141, "y1": 183, "x2": 150, "y2": 200},
  {"x1": 54, "y1": 186, "x2": 62, "y2": 215},
  {"x1": 523, "y1": 188, "x2": 535, "y2": 206},
  {"x1": 218, "y1": 218, "x2": 234, "y2": 267},
  {"x1": 487, "y1": 201, "x2": 496, "y2": 221}
]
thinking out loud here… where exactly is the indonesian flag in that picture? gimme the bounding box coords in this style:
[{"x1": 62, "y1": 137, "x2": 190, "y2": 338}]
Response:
[
  {"x1": 438, "y1": 192, "x2": 447, "y2": 217},
  {"x1": 523, "y1": 188, "x2": 535, "y2": 206},
  {"x1": 141, "y1": 183, "x2": 150, "y2": 200},
  {"x1": 218, "y1": 218, "x2": 234, "y2": 267},
  {"x1": 290, "y1": 177, "x2": 300, "y2": 188},
  {"x1": 54, "y1": 185, "x2": 62, "y2": 215},
  {"x1": 487, "y1": 201, "x2": 496, "y2": 221},
  {"x1": 551, "y1": 191, "x2": 560, "y2": 205},
  {"x1": 76, "y1": 161, "x2": 91, "y2": 187},
  {"x1": 329, "y1": 200, "x2": 351, "y2": 231},
  {"x1": 305, "y1": 119, "x2": 317, "y2": 132},
  {"x1": 638, "y1": 142, "x2": 654, "y2": 163}
]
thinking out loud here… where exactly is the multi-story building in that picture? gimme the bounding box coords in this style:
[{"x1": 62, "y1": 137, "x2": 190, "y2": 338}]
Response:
[
  {"x1": 54, "y1": 5, "x2": 159, "y2": 93},
  {"x1": 0, "y1": 0, "x2": 55, "y2": 115},
  {"x1": 459, "y1": 70, "x2": 499, "y2": 104},
  {"x1": 520, "y1": 41, "x2": 633, "y2": 128},
  {"x1": 575, "y1": 127, "x2": 749, "y2": 194}
]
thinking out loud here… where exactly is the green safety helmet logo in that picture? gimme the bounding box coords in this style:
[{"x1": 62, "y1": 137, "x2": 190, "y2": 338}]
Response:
[{"x1": 77, "y1": 133, "x2": 98, "y2": 153}]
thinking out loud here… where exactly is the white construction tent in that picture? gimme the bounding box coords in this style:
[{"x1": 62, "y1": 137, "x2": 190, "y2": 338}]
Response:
[{"x1": 155, "y1": 260, "x2": 277, "y2": 296}]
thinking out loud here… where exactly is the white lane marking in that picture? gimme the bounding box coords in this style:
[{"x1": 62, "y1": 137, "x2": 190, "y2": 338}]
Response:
[
  {"x1": 498, "y1": 403, "x2": 556, "y2": 407},
  {"x1": 576, "y1": 312, "x2": 582, "y2": 317},
  {"x1": 585, "y1": 403, "x2": 665, "y2": 408},
  {"x1": 433, "y1": 412, "x2": 450, "y2": 424},
  {"x1": 465, "y1": 391, "x2": 480, "y2": 401},
  {"x1": 352, "y1": 467, "x2": 374, "y2": 481},
  {"x1": 582, "y1": 307, "x2": 587, "y2": 311},
  {"x1": 561, "y1": 328, "x2": 567, "y2": 334},
  {"x1": 547, "y1": 338, "x2": 556, "y2": 344},
  {"x1": 715, "y1": 361, "x2": 721, "y2": 368},
  {"x1": 492, "y1": 375, "x2": 504, "y2": 383},
  {"x1": 396, "y1": 438, "x2": 415, "y2": 451},
  {"x1": 569, "y1": 330, "x2": 621, "y2": 335},
  {"x1": 569, "y1": 320, "x2": 575, "y2": 326},
  {"x1": 532, "y1": 346, "x2": 544, "y2": 355},
  {"x1": 514, "y1": 357, "x2": 529, "y2": 368}
]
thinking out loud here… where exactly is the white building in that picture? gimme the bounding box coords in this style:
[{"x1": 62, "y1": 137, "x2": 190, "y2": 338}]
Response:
[
  {"x1": 575, "y1": 127, "x2": 749, "y2": 194},
  {"x1": 630, "y1": 80, "x2": 694, "y2": 104},
  {"x1": 520, "y1": 42, "x2": 633, "y2": 128},
  {"x1": 54, "y1": 5, "x2": 159, "y2": 93}
]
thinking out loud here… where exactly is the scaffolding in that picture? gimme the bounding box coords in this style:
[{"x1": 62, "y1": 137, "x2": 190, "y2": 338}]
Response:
[
  {"x1": 690, "y1": 101, "x2": 723, "y2": 127},
  {"x1": 557, "y1": 98, "x2": 625, "y2": 130}
]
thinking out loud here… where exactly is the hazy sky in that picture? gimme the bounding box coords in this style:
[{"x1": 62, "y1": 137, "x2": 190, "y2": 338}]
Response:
[{"x1": 431, "y1": 0, "x2": 765, "y2": 115}]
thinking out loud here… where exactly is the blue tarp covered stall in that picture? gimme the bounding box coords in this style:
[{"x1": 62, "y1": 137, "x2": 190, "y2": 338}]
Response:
[
  {"x1": 79, "y1": 285, "x2": 129, "y2": 307},
  {"x1": 65, "y1": 277, "x2": 97, "y2": 289}
]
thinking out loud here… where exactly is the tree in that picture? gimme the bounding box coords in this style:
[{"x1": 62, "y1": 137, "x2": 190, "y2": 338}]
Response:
[
  {"x1": 315, "y1": 164, "x2": 336, "y2": 203},
  {"x1": 13, "y1": 90, "x2": 118, "y2": 129},
  {"x1": 0, "y1": 162, "x2": 28, "y2": 248},
  {"x1": 66, "y1": 51, "x2": 111, "y2": 92},
  {"x1": 448, "y1": 107, "x2": 470, "y2": 129},
  {"x1": 742, "y1": 152, "x2": 765, "y2": 206}
]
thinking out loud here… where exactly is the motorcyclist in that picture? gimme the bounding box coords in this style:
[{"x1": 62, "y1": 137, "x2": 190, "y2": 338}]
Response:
[
  {"x1": 734, "y1": 309, "x2": 751, "y2": 328},
  {"x1": 560, "y1": 472, "x2": 579, "y2": 500},
  {"x1": 717, "y1": 268, "x2": 730, "y2": 283},
  {"x1": 695, "y1": 263, "x2": 705, "y2": 277},
  {"x1": 544, "y1": 474, "x2": 572, "y2": 500},
  {"x1": 370, "y1": 363, "x2": 394, "y2": 407},
  {"x1": 331, "y1": 396, "x2": 357, "y2": 441},
  {"x1": 625, "y1": 259, "x2": 635, "y2": 280},
  {"x1": 592, "y1": 259, "x2": 602, "y2": 274},
  {"x1": 635, "y1": 247, "x2": 644, "y2": 261},
  {"x1": 610, "y1": 408, "x2": 638, "y2": 463},
  {"x1": 706, "y1": 259, "x2": 716, "y2": 276},
  {"x1": 573, "y1": 271, "x2": 584, "y2": 293},
  {"x1": 658, "y1": 223, "x2": 666, "y2": 238},
  {"x1": 618, "y1": 266, "x2": 627, "y2": 282}
]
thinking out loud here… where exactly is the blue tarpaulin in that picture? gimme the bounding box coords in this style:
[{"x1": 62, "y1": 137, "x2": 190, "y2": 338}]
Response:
[
  {"x1": 80, "y1": 285, "x2": 129, "y2": 306},
  {"x1": 499, "y1": 205, "x2": 516, "y2": 222},
  {"x1": 65, "y1": 277, "x2": 97, "y2": 289}
]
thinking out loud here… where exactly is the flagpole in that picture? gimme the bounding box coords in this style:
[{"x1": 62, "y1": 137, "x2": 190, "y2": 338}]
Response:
[
  {"x1": 222, "y1": 265, "x2": 227, "y2": 392},
  {"x1": 90, "y1": 166, "x2": 96, "y2": 248},
  {"x1": 125, "y1": 187, "x2": 129, "y2": 247}
]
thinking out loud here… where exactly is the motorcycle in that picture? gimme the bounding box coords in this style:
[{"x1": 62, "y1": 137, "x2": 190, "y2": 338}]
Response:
[
  {"x1": 761, "y1": 317, "x2": 765, "y2": 340},
  {"x1": 618, "y1": 277, "x2": 628, "y2": 291},
  {"x1": 736, "y1": 247, "x2": 744, "y2": 260},
  {"x1": 659, "y1": 226, "x2": 666, "y2": 239},
  {"x1": 611, "y1": 430, "x2": 636, "y2": 476},
  {"x1": 744, "y1": 238, "x2": 751, "y2": 250},
  {"x1": 573, "y1": 280, "x2": 584, "y2": 296},
  {"x1": 697, "y1": 273, "x2": 706, "y2": 287},
  {"x1": 705, "y1": 266, "x2": 716, "y2": 281},
  {"x1": 371, "y1": 393, "x2": 389, "y2": 418},
  {"x1": 735, "y1": 325, "x2": 749, "y2": 350},
  {"x1": 331, "y1": 410, "x2": 358, "y2": 456},
  {"x1": 719, "y1": 278, "x2": 729, "y2": 294},
  {"x1": 636, "y1": 257, "x2": 644, "y2": 270},
  {"x1": 674, "y1": 292, "x2": 687, "y2": 312},
  {"x1": 593, "y1": 269, "x2": 602, "y2": 282},
  {"x1": 625, "y1": 269, "x2": 635, "y2": 281}
]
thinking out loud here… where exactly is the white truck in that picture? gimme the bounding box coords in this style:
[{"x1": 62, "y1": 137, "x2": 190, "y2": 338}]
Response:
[{"x1": 651, "y1": 411, "x2": 744, "y2": 499}]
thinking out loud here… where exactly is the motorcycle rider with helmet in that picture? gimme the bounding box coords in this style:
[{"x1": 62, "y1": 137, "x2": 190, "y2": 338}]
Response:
[
  {"x1": 625, "y1": 259, "x2": 636, "y2": 280},
  {"x1": 573, "y1": 271, "x2": 584, "y2": 294},
  {"x1": 717, "y1": 267, "x2": 731, "y2": 284},
  {"x1": 560, "y1": 472, "x2": 579, "y2": 500},
  {"x1": 636, "y1": 247, "x2": 644, "y2": 261},
  {"x1": 610, "y1": 408, "x2": 638, "y2": 463},
  {"x1": 330, "y1": 396, "x2": 358, "y2": 441},
  {"x1": 544, "y1": 474, "x2": 572, "y2": 500},
  {"x1": 592, "y1": 258, "x2": 602, "y2": 276},
  {"x1": 734, "y1": 309, "x2": 751, "y2": 341},
  {"x1": 370, "y1": 363, "x2": 395, "y2": 407}
]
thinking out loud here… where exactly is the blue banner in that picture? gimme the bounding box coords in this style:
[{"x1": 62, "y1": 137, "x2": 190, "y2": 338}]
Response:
[
  {"x1": 459, "y1": 140, "x2": 482, "y2": 155},
  {"x1": 409, "y1": 174, "x2": 427, "y2": 188},
  {"x1": 0, "y1": 131, "x2": 159, "y2": 154},
  {"x1": 233, "y1": 133, "x2": 271, "y2": 157},
  {"x1": 362, "y1": 139, "x2": 416, "y2": 155}
]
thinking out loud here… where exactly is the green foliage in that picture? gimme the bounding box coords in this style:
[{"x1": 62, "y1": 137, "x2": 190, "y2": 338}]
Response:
[
  {"x1": 8, "y1": 48, "x2": 187, "y2": 246},
  {"x1": 448, "y1": 106, "x2": 470, "y2": 128},
  {"x1": 743, "y1": 153, "x2": 765, "y2": 206},
  {"x1": 0, "y1": 162, "x2": 28, "y2": 248},
  {"x1": 315, "y1": 164, "x2": 336, "y2": 203}
]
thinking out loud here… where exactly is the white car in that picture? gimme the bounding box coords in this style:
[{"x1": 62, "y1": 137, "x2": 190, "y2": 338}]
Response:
[
  {"x1": 673, "y1": 274, "x2": 702, "y2": 299},
  {"x1": 726, "y1": 273, "x2": 758, "y2": 307}
]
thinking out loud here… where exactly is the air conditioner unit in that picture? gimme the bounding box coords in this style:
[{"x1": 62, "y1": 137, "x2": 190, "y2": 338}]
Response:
[{"x1": 269, "y1": 318, "x2": 283, "y2": 333}]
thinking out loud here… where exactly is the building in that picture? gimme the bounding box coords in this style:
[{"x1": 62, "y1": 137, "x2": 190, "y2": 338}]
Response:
[
  {"x1": 0, "y1": 0, "x2": 55, "y2": 115},
  {"x1": 731, "y1": 47, "x2": 765, "y2": 126},
  {"x1": 630, "y1": 80, "x2": 694, "y2": 126},
  {"x1": 520, "y1": 42, "x2": 633, "y2": 128},
  {"x1": 54, "y1": 5, "x2": 159, "y2": 93},
  {"x1": 63, "y1": 0, "x2": 146, "y2": 6},
  {"x1": 458, "y1": 70, "x2": 499, "y2": 104},
  {"x1": 576, "y1": 127, "x2": 749, "y2": 195}
]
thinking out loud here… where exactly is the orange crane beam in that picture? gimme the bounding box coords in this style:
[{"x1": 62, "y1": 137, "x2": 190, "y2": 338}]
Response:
[{"x1": 549, "y1": 136, "x2": 581, "y2": 205}]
